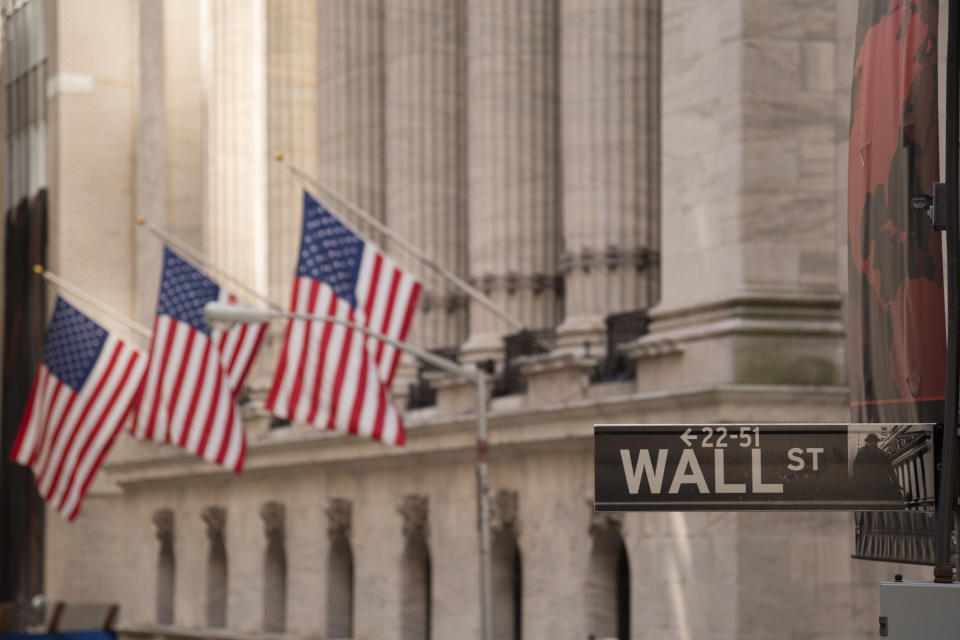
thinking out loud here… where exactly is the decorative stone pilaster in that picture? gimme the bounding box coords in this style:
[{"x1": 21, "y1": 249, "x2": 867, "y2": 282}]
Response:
[
  {"x1": 463, "y1": 0, "x2": 562, "y2": 364},
  {"x1": 260, "y1": 501, "x2": 285, "y2": 543},
  {"x1": 399, "y1": 495, "x2": 429, "y2": 540},
  {"x1": 557, "y1": 0, "x2": 660, "y2": 356},
  {"x1": 326, "y1": 498, "x2": 352, "y2": 540},
  {"x1": 631, "y1": 0, "x2": 846, "y2": 392}
]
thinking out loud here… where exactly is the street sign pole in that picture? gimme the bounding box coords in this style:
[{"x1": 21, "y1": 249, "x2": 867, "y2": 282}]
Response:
[{"x1": 936, "y1": 0, "x2": 960, "y2": 584}]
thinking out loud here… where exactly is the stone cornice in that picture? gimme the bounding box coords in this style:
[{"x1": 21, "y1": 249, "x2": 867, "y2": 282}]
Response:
[{"x1": 104, "y1": 384, "x2": 848, "y2": 486}]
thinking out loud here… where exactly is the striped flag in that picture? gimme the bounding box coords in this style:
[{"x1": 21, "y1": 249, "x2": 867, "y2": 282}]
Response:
[
  {"x1": 133, "y1": 247, "x2": 267, "y2": 472},
  {"x1": 267, "y1": 191, "x2": 422, "y2": 444},
  {"x1": 11, "y1": 297, "x2": 146, "y2": 520}
]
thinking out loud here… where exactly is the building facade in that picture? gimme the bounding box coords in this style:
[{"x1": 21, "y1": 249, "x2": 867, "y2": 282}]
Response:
[{"x1": 1, "y1": 0, "x2": 933, "y2": 639}]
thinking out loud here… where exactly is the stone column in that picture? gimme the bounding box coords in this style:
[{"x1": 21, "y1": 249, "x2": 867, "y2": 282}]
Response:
[
  {"x1": 464, "y1": 0, "x2": 562, "y2": 363},
  {"x1": 557, "y1": 0, "x2": 659, "y2": 355},
  {"x1": 261, "y1": 0, "x2": 320, "y2": 391},
  {"x1": 201, "y1": 0, "x2": 268, "y2": 298},
  {"x1": 266, "y1": 0, "x2": 319, "y2": 306},
  {"x1": 317, "y1": 0, "x2": 385, "y2": 237},
  {"x1": 629, "y1": 0, "x2": 845, "y2": 390},
  {"x1": 385, "y1": 0, "x2": 467, "y2": 352}
]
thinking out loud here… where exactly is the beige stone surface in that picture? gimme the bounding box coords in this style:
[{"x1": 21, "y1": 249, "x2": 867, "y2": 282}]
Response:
[{"x1": 28, "y1": 2, "x2": 927, "y2": 640}]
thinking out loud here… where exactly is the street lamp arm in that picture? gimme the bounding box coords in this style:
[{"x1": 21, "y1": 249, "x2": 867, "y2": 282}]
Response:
[{"x1": 202, "y1": 301, "x2": 476, "y2": 381}]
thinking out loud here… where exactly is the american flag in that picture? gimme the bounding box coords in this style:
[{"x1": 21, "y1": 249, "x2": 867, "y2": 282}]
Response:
[
  {"x1": 267, "y1": 191, "x2": 422, "y2": 444},
  {"x1": 133, "y1": 248, "x2": 267, "y2": 472},
  {"x1": 11, "y1": 297, "x2": 147, "y2": 520}
]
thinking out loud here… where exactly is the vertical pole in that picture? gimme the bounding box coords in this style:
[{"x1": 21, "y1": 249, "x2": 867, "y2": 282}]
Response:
[
  {"x1": 936, "y1": 0, "x2": 960, "y2": 584},
  {"x1": 476, "y1": 376, "x2": 494, "y2": 640}
]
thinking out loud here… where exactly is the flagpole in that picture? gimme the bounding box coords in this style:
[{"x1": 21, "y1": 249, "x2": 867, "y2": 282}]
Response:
[
  {"x1": 34, "y1": 266, "x2": 153, "y2": 340},
  {"x1": 276, "y1": 153, "x2": 525, "y2": 333},
  {"x1": 135, "y1": 217, "x2": 284, "y2": 312},
  {"x1": 202, "y1": 301, "x2": 495, "y2": 640}
]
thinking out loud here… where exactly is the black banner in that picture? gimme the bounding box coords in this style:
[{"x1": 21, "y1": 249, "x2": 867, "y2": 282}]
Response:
[
  {"x1": 0, "y1": 191, "x2": 47, "y2": 630},
  {"x1": 595, "y1": 423, "x2": 936, "y2": 511},
  {"x1": 847, "y1": 0, "x2": 943, "y2": 565}
]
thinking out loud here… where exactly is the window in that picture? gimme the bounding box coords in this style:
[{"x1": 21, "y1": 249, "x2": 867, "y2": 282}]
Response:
[
  {"x1": 202, "y1": 507, "x2": 227, "y2": 628},
  {"x1": 587, "y1": 527, "x2": 629, "y2": 640},
  {"x1": 399, "y1": 495, "x2": 430, "y2": 640},
  {"x1": 153, "y1": 509, "x2": 175, "y2": 625},
  {"x1": 2, "y1": 0, "x2": 47, "y2": 210},
  {"x1": 260, "y1": 502, "x2": 286, "y2": 633},
  {"x1": 492, "y1": 530, "x2": 521, "y2": 640},
  {"x1": 326, "y1": 498, "x2": 354, "y2": 639}
]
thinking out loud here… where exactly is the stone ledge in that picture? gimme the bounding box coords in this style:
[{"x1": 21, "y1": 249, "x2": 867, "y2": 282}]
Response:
[
  {"x1": 104, "y1": 384, "x2": 849, "y2": 485},
  {"x1": 119, "y1": 625, "x2": 313, "y2": 640}
]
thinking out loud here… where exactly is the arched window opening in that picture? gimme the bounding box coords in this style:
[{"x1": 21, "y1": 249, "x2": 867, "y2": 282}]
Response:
[
  {"x1": 153, "y1": 509, "x2": 175, "y2": 625},
  {"x1": 492, "y1": 530, "x2": 522, "y2": 640},
  {"x1": 203, "y1": 506, "x2": 227, "y2": 628},
  {"x1": 399, "y1": 495, "x2": 430, "y2": 640},
  {"x1": 326, "y1": 498, "x2": 354, "y2": 639},
  {"x1": 587, "y1": 525, "x2": 630, "y2": 640},
  {"x1": 261, "y1": 502, "x2": 287, "y2": 633}
]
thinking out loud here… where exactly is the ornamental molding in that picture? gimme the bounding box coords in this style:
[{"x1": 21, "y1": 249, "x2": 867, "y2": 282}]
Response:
[
  {"x1": 399, "y1": 495, "x2": 428, "y2": 539},
  {"x1": 559, "y1": 245, "x2": 658, "y2": 273},
  {"x1": 419, "y1": 290, "x2": 469, "y2": 313},
  {"x1": 467, "y1": 272, "x2": 563, "y2": 295},
  {"x1": 326, "y1": 498, "x2": 352, "y2": 540}
]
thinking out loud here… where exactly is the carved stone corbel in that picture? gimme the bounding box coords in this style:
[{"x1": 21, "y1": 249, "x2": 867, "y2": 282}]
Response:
[
  {"x1": 491, "y1": 489, "x2": 519, "y2": 534},
  {"x1": 586, "y1": 498, "x2": 622, "y2": 536},
  {"x1": 326, "y1": 498, "x2": 352, "y2": 540},
  {"x1": 202, "y1": 506, "x2": 226, "y2": 541},
  {"x1": 399, "y1": 495, "x2": 428, "y2": 539},
  {"x1": 260, "y1": 502, "x2": 285, "y2": 543},
  {"x1": 153, "y1": 509, "x2": 174, "y2": 544}
]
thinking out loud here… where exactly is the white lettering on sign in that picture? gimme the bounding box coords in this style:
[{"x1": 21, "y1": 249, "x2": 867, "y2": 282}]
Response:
[
  {"x1": 668, "y1": 449, "x2": 709, "y2": 494},
  {"x1": 714, "y1": 449, "x2": 746, "y2": 493},
  {"x1": 620, "y1": 447, "x2": 786, "y2": 495},
  {"x1": 620, "y1": 448, "x2": 668, "y2": 494},
  {"x1": 751, "y1": 449, "x2": 784, "y2": 493},
  {"x1": 786, "y1": 447, "x2": 825, "y2": 471}
]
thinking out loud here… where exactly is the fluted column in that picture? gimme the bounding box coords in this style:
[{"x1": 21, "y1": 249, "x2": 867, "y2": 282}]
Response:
[
  {"x1": 317, "y1": 0, "x2": 385, "y2": 238},
  {"x1": 202, "y1": 0, "x2": 268, "y2": 298},
  {"x1": 465, "y1": 0, "x2": 562, "y2": 363},
  {"x1": 385, "y1": 0, "x2": 467, "y2": 352},
  {"x1": 558, "y1": 0, "x2": 659, "y2": 355}
]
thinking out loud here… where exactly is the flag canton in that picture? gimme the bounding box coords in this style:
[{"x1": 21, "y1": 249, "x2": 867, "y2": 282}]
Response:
[
  {"x1": 297, "y1": 191, "x2": 364, "y2": 309},
  {"x1": 156, "y1": 248, "x2": 220, "y2": 335},
  {"x1": 42, "y1": 297, "x2": 108, "y2": 392}
]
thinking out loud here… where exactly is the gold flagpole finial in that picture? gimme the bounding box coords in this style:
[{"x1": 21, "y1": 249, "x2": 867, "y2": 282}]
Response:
[
  {"x1": 33, "y1": 264, "x2": 44, "y2": 275},
  {"x1": 136, "y1": 216, "x2": 146, "y2": 225},
  {"x1": 274, "y1": 151, "x2": 285, "y2": 161}
]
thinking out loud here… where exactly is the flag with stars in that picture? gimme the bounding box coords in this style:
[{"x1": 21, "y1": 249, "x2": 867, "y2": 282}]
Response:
[
  {"x1": 133, "y1": 247, "x2": 267, "y2": 472},
  {"x1": 11, "y1": 297, "x2": 147, "y2": 520},
  {"x1": 267, "y1": 191, "x2": 421, "y2": 444}
]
